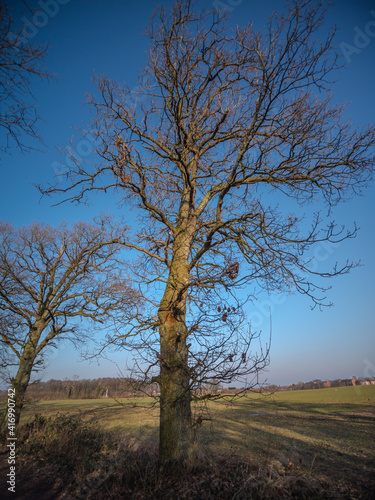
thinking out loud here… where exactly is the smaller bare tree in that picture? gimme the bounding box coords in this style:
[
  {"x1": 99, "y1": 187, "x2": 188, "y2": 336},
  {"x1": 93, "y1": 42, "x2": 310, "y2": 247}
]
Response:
[
  {"x1": 0, "y1": 216, "x2": 139, "y2": 434},
  {"x1": 0, "y1": 1, "x2": 52, "y2": 153}
]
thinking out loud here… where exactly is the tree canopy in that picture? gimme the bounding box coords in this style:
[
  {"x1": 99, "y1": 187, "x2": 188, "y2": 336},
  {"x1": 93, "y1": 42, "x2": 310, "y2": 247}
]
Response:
[{"x1": 0, "y1": 216, "x2": 138, "y2": 433}]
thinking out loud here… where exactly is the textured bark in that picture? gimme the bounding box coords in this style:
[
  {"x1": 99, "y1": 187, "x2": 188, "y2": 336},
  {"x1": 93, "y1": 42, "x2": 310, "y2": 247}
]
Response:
[
  {"x1": 11, "y1": 355, "x2": 34, "y2": 427},
  {"x1": 158, "y1": 222, "x2": 195, "y2": 468},
  {"x1": 0, "y1": 341, "x2": 35, "y2": 436},
  {"x1": 159, "y1": 318, "x2": 193, "y2": 468}
]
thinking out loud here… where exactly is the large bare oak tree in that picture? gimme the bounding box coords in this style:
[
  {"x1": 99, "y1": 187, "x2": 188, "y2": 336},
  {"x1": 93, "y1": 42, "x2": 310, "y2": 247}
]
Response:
[
  {"x1": 0, "y1": 216, "x2": 138, "y2": 435},
  {"x1": 40, "y1": 1, "x2": 375, "y2": 467}
]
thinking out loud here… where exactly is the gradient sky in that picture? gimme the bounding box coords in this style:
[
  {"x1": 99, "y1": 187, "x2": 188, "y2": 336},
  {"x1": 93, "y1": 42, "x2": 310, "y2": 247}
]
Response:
[{"x1": 1, "y1": 0, "x2": 374, "y2": 387}]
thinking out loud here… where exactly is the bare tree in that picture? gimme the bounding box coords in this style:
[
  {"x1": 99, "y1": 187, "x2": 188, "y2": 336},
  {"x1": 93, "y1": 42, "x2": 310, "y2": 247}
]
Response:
[
  {"x1": 0, "y1": 1, "x2": 51, "y2": 153},
  {"x1": 40, "y1": 1, "x2": 375, "y2": 467},
  {"x1": 0, "y1": 216, "x2": 139, "y2": 434}
]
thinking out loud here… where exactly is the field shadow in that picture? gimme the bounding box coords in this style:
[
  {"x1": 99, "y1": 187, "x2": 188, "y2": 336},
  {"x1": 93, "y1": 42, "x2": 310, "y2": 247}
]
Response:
[{"x1": 199, "y1": 400, "x2": 375, "y2": 493}]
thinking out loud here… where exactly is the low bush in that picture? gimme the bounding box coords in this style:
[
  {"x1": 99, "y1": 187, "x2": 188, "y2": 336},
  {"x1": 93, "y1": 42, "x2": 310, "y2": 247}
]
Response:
[{"x1": 18, "y1": 413, "x2": 107, "y2": 474}]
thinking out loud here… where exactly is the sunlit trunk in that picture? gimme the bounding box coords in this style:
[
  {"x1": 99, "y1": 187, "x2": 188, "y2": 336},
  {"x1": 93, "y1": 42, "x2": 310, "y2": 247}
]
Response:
[
  {"x1": 158, "y1": 225, "x2": 194, "y2": 469},
  {"x1": 159, "y1": 314, "x2": 193, "y2": 468},
  {"x1": 0, "y1": 326, "x2": 41, "y2": 437},
  {"x1": 0, "y1": 348, "x2": 35, "y2": 436}
]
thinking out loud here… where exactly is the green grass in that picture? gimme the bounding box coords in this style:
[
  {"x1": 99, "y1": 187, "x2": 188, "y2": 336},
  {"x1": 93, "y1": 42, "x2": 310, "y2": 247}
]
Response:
[{"x1": 263, "y1": 385, "x2": 374, "y2": 405}]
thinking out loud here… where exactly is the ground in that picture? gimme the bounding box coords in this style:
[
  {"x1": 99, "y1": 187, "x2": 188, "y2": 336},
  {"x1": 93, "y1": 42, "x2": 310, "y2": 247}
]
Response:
[{"x1": 0, "y1": 386, "x2": 374, "y2": 498}]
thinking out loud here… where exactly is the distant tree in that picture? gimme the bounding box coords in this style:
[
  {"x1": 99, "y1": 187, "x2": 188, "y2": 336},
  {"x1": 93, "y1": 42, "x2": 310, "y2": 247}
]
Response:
[
  {"x1": 266, "y1": 384, "x2": 279, "y2": 393},
  {"x1": 95, "y1": 384, "x2": 101, "y2": 398},
  {"x1": 0, "y1": 1, "x2": 52, "y2": 152},
  {"x1": 40, "y1": 0, "x2": 375, "y2": 467},
  {"x1": 203, "y1": 379, "x2": 223, "y2": 394},
  {"x1": 0, "y1": 216, "x2": 139, "y2": 435},
  {"x1": 313, "y1": 379, "x2": 324, "y2": 389}
]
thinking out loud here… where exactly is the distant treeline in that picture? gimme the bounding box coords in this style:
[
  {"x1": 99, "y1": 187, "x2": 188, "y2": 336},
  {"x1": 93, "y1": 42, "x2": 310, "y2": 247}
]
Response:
[
  {"x1": 1, "y1": 375, "x2": 374, "y2": 401},
  {"x1": 0, "y1": 377, "x2": 159, "y2": 401}
]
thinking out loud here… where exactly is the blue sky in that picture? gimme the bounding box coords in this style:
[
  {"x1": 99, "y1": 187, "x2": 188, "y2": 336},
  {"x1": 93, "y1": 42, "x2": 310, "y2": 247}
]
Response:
[{"x1": 1, "y1": 0, "x2": 374, "y2": 387}]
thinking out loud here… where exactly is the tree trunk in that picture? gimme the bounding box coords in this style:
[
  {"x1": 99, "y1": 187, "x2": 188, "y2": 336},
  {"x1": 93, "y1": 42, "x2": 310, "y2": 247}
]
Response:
[
  {"x1": 159, "y1": 314, "x2": 193, "y2": 469},
  {"x1": 0, "y1": 336, "x2": 38, "y2": 436},
  {"x1": 158, "y1": 222, "x2": 195, "y2": 469},
  {"x1": 0, "y1": 357, "x2": 34, "y2": 436}
]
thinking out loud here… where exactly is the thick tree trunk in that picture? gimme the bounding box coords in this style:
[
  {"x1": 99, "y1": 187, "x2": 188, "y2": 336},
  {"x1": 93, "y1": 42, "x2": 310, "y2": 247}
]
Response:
[
  {"x1": 158, "y1": 219, "x2": 195, "y2": 469},
  {"x1": 0, "y1": 354, "x2": 34, "y2": 436},
  {"x1": 0, "y1": 331, "x2": 39, "y2": 437},
  {"x1": 159, "y1": 315, "x2": 193, "y2": 469},
  {"x1": 12, "y1": 357, "x2": 34, "y2": 427}
]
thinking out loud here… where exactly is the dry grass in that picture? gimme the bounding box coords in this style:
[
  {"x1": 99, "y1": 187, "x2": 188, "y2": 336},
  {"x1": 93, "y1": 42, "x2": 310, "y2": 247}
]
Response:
[{"x1": 1, "y1": 386, "x2": 374, "y2": 498}]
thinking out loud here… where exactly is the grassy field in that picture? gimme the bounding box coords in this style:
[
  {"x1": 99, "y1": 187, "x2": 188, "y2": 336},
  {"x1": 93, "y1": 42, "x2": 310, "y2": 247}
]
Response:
[
  {"x1": 200, "y1": 386, "x2": 375, "y2": 482},
  {"x1": 16, "y1": 386, "x2": 375, "y2": 473},
  {"x1": 1, "y1": 385, "x2": 374, "y2": 498}
]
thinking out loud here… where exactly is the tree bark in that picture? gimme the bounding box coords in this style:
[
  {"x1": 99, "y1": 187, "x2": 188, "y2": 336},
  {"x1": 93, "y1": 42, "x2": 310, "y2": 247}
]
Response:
[
  {"x1": 159, "y1": 320, "x2": 193, "y2": 469},
  {"x1": 0, "y1": 332, "x2": 39, "y2": 436},
  {"x1": 158, "y1": 225, "x2": 194, "y2": 469}
]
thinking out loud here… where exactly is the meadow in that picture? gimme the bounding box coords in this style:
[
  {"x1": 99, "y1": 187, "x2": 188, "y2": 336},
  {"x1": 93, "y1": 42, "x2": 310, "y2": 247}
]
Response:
[{"x1": 1, "y1": 385, "x2": 374, "y2": 498}]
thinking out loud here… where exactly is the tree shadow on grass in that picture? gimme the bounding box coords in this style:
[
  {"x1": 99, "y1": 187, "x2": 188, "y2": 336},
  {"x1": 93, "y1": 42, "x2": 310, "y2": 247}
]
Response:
[
  {"x1": 1, "y1": 403, "x2": 374, "y2": 499},
  {"x1": 199, "y1": 400, "x2": 375, "y2": 498}
]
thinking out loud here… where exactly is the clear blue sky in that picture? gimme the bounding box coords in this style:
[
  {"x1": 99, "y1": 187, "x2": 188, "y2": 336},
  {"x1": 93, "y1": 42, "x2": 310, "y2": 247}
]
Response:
[{"x1": 1, "y1": 0, "x2": 374, "y2": 387}]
